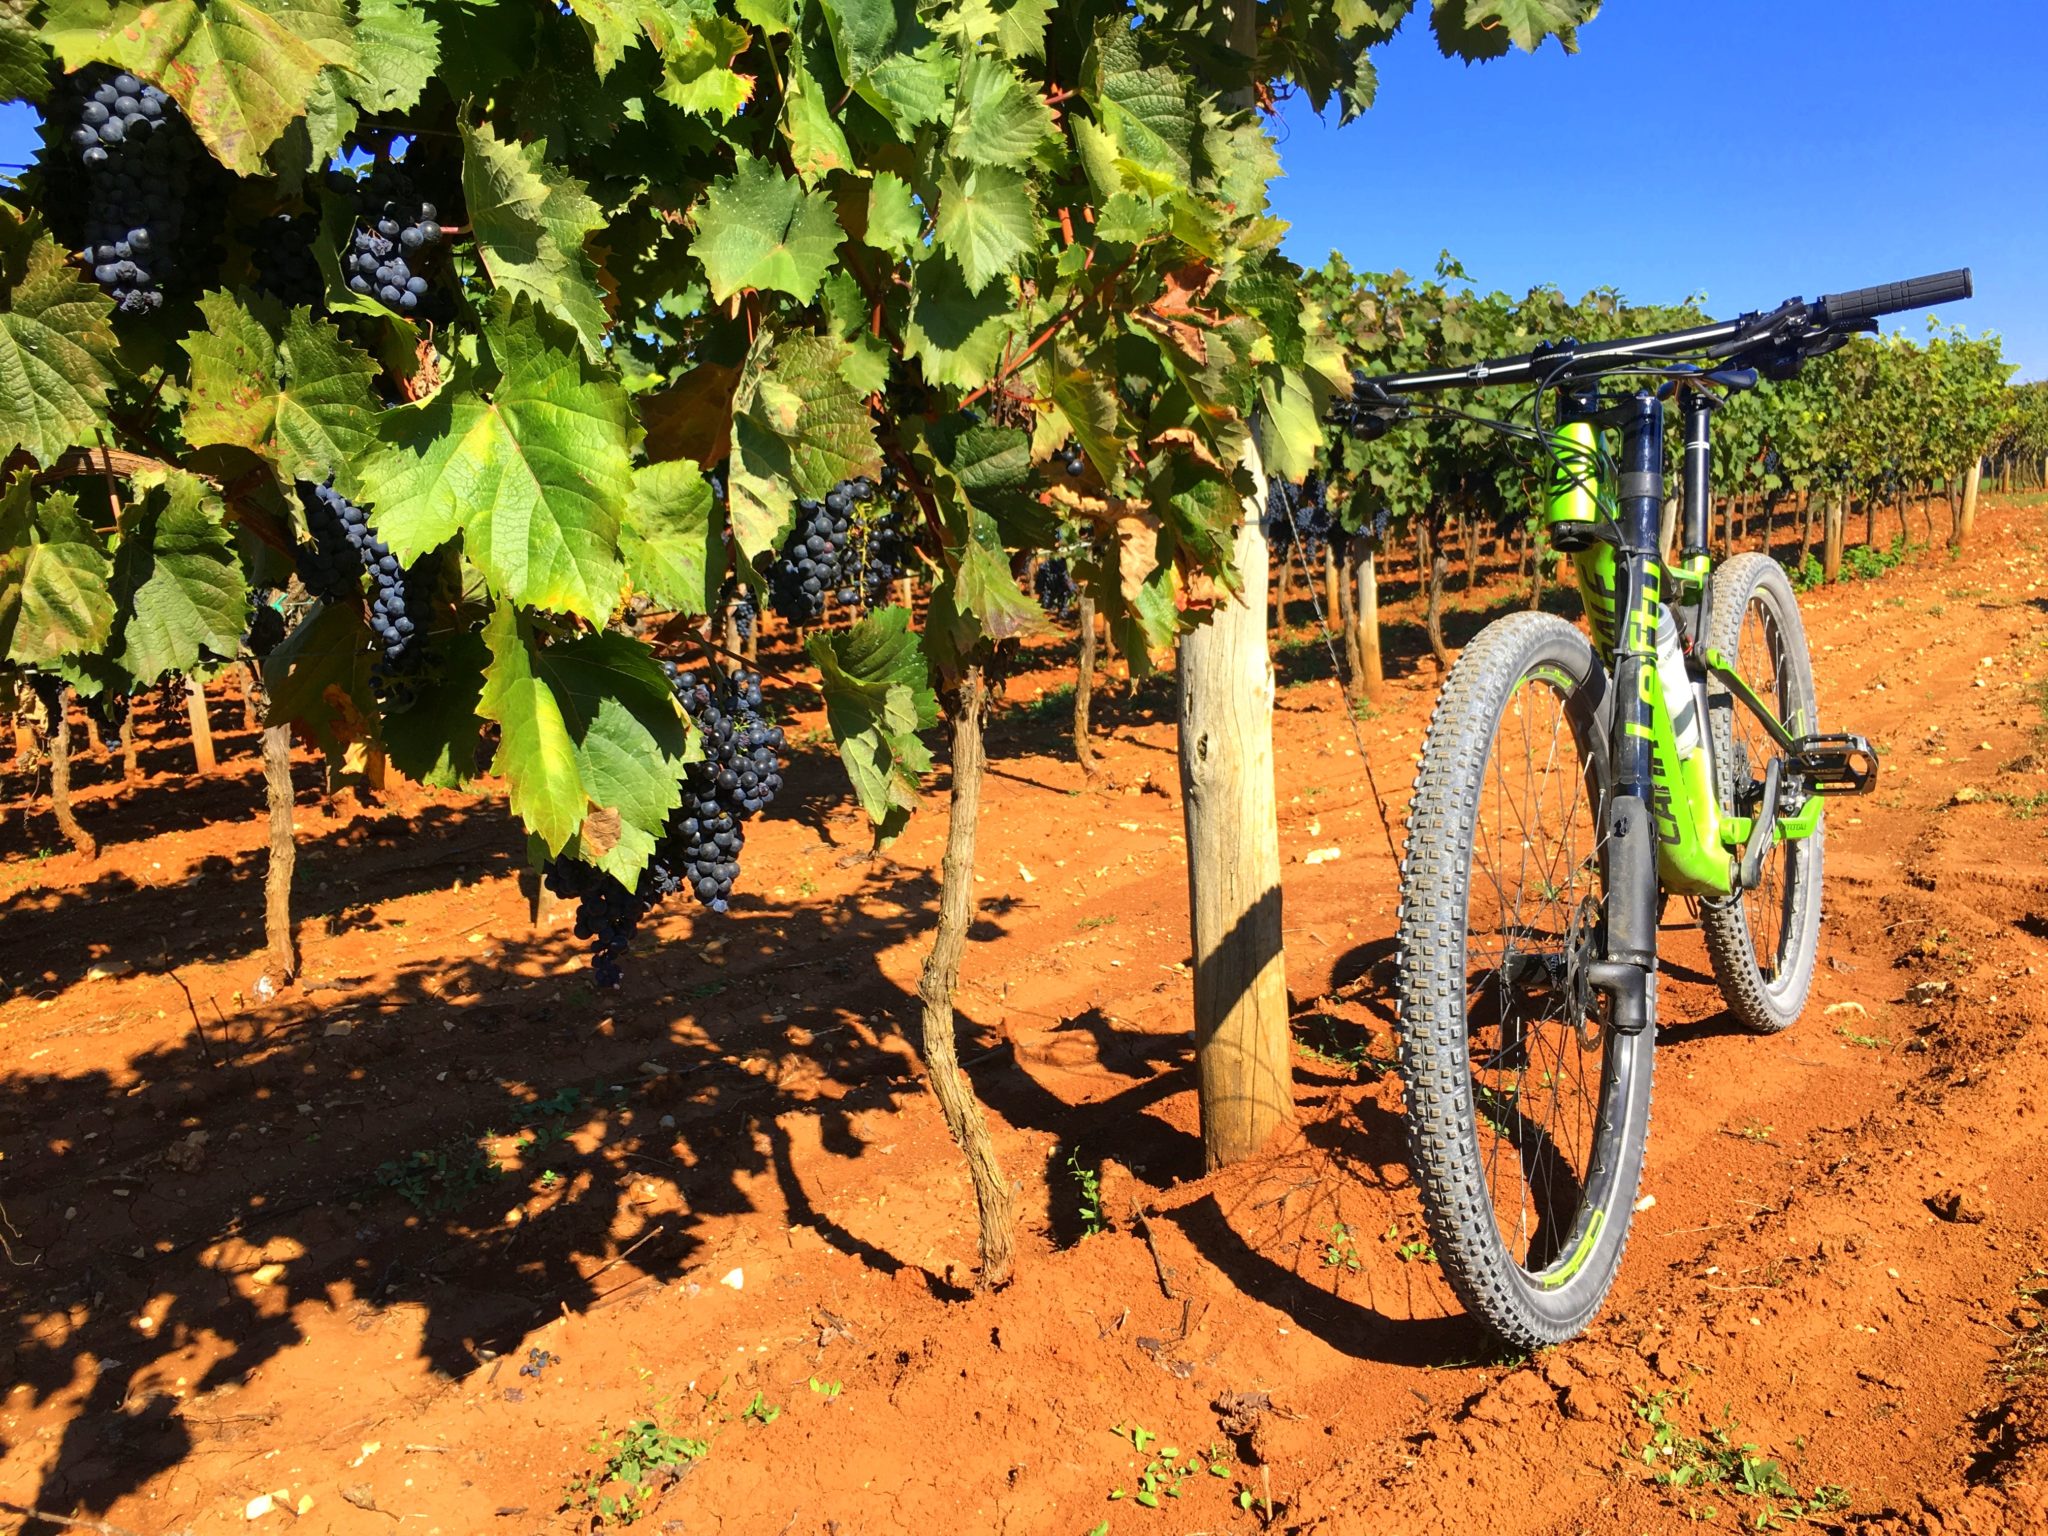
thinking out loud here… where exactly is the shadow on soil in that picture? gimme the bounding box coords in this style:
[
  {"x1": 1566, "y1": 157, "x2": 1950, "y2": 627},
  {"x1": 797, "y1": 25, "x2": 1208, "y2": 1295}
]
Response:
[
  {"x1": 0, "y1": 840, "x2": 961, "y2": 1529},
  {"x1": 0, "y1": 563, "x2": 1596, "y2": 1528}
]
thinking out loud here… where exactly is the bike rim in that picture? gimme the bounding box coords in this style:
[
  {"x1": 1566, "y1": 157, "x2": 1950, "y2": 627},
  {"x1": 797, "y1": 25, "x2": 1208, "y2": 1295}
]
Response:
[
  {"x1": 1733, "y1": 596, "x2": 1800, "y2": 984},
  {"x1": 1463, "y1": 664, "x2": 1617, "y2": 1278}
]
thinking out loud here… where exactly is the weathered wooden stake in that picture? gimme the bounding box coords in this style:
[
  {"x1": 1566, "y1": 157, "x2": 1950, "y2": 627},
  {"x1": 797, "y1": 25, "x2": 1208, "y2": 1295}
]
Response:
[
  {"x1": 916, "y1": 665, "x2": 1017, "y2": 1285},
  {"x1": 1073, "y1": 590, "x2": 1098, "y2": 778},
  {"x1": 50, "y1": 690, "x2": 97, "y2": 860},
  {"x1": 1176, "y1": 456, "x2": 1292, "y2": 1170},
  {"x1": 185, "y1": 676, "x2": 217, "y2": 774}
]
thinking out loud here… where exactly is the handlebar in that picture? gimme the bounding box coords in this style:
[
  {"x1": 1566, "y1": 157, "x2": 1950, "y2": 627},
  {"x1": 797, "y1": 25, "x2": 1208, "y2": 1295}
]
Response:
[
  {"x1": 1817, "y1": 268, "x2": 1972, "y2": 327},
  {"x1": 1355, "y1": 268, "x2": 1973, "y2": 398}
]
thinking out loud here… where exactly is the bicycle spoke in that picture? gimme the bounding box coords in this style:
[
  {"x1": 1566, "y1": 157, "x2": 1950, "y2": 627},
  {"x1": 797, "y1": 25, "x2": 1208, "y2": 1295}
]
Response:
[{"x1": 1464, "y1": 673, "x2": 1607, "y2": 1273}]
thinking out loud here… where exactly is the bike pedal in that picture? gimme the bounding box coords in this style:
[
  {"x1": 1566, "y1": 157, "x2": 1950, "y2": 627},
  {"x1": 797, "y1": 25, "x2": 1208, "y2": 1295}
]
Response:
[{"x1": 1790, "y1": 732, "x2": 1879, "y2": 794}]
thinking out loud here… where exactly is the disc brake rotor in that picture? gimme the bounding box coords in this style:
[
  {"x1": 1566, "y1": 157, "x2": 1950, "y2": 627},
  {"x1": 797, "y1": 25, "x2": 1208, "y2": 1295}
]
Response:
[{"x1": 1563, "y1": 894, "x2": 1605, "y2": 1050}]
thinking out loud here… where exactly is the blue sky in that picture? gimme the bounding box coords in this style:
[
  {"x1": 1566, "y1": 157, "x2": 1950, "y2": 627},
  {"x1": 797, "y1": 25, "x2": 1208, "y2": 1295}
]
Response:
[
  {"x1": 4, "y1": 2, "x2": 2037, "y2": 375},
  {"x1": 1269, "y1": 0, "x2": 2045, "y2": 378}
]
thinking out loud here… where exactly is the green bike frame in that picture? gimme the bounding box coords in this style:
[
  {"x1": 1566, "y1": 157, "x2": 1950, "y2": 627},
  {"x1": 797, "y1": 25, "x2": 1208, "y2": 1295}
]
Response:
[{"x1": 1542, "y1": 396, "x2": 1819, "y2": 908}]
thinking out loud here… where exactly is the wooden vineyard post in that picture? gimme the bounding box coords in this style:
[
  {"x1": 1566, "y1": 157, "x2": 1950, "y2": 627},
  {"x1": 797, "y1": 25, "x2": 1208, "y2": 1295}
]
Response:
[
  {"x1": 186, "y1": 676, "x2": 217, "y2": 774},
  {"x1": 1354, "y1": 538, "x2": 1384, "y2": 698},
  {"x1": 1959, "y1": 458, "x2": 1984, "y2": 545},
  {"x1": 237, "y1": 662, "x2": 262, "y2": 732},
  {"x1": 1073, "y1": 590, "x2": 1099, "y2": 778},
  {"x1": 1176, "y1": 441, "x2": 1293, "y2": 1170},
  {"x1": 1823, "y1": 492, "x2": 1846, "y2": 584},
  {"x1": 261, "y1": 705, "x2": 298, "y2": 980},
  {"x1": 49, "y1": 689, "x2": 97, "y2": 860},
  {"x1": 915, "y1": 664, "x2": 1017, "y2": 1285},
  {"x1": 119, "y1": 707, "x2": 137, "y2": 782}
]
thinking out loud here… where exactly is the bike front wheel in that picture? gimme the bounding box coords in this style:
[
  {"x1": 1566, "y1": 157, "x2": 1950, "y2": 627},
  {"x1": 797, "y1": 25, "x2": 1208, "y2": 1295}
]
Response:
[
  {"x1": 1397, "y1": 612, "x2": 1656, "y2": 1349},
  {"x1": 1700, "y1": 553, "x2": 1826, "y2": 1034}
]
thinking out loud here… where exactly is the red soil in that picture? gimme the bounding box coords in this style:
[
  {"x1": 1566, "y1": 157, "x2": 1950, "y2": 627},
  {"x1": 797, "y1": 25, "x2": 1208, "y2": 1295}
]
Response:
[{"x1": 5, "y1": 497, "x2": 2048, "y2": 1536}]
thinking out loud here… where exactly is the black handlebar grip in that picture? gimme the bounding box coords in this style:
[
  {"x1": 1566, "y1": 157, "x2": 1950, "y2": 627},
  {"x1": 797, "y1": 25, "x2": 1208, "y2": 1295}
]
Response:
[{"x1": 1818, "y1": 268, "x2": 1973, "y2": 325}]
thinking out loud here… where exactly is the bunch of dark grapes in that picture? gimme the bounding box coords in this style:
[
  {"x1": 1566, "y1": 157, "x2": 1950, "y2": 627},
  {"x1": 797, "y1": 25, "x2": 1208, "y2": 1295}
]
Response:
[
  {"x1": 344, "y1": 188, "x2": 442, "y2": 315},
  {"x1": 244, "y1": 596, "x2": 286, "y2": 659},
  {"x1": 247, "y1": 210, "x2": 324, "y2": 308},
  {"x1": 1034, "y1": 556, "x2": 1077, "y2": 615},
  {"x1": 83, "y1": 689, "x2": 129, "y2": 736},
  {"x1": 541, "y1": 857, "x2": 655, "y2": 989},
  {"x1": 545, "y1": 663, "x2": 786, "y2": 986},
  {"x1": 1262, "y1": 472, "x2": 1336, "y2": 564},
  {"x1": 731, "y1": 589, "x2": 757, "y2": 641},
  {"x1": 1053, "y1": 438, "x2": 1086, "y2": 477},
  {"x1": 53, "y1": 68, "x2": 207, "y2": 316},
  {"x1": 290, "y1": 481, "x2": 422, "y2": 663},
  {"x1": 766, "y1": 476, "x2": 905, "y2": 623}
]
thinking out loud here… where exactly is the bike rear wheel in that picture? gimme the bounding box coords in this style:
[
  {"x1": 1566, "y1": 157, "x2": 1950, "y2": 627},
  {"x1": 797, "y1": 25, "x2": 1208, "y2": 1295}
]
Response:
[
  {"x1": 1397, "y1": 613, "x2": 1656, "y2": 1349},
  {"x1": 1701, "y1": 553, "x2": 1826, "y2": 1034}
]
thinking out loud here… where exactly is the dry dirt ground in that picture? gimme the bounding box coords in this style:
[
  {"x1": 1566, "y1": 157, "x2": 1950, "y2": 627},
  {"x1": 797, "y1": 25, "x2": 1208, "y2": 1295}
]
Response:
[{"x1": 6, "y1": 496, "x2": 2048, "y2": 1536}]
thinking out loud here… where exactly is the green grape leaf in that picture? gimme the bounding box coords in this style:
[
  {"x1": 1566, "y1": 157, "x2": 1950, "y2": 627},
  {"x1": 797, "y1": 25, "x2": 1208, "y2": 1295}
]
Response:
[
  {"x1": 732, "y1": 0, "x2": 791, "y2": 34},
  {"x1": 530, "y1": 628, "x2": 692, "y2": 881},
  {"x1": 460, "y1": 119, "x2": 611, "y2": 358},
  {"x1": 950, "y1": 535, "x2": 1043, "y2": 643},
  {"x1": 379, "y1": 629, "x2": 488, "y2": 788},
  {"x1": 44, "y1": 0, "x2": 355, "y2": 175},
  {"x1": 1048, "y1": 350, "x2": 1122, "y2": 482},
  {"x1": 1256, "y1": 368, "x2": 1322, "y2": 483},
  {"x1": 781, "y1": 42, "x2": 854, "y2": 181},
  {"x1": 0, "y1": 477, "x2": 114, "y2": 667},
  {"x1": 112, "y1": 471, "x2": 251, "y2": 681},
  {"x1": 563, "y1": 0, "x2": 649, "y2": 75},
  {"x1": 1430, "y1": 0, "x2": 1592, "y2": 60},
  {"x1": 349, "y1": 0, "x2": 440, "y2": 112},
  {"x1": 478, "y1": 602, "x2": 587, "y2": 854},
  {"x1": 620, "y1": 458, "x2": 724, "y2": 615},
  {"x1": 691, "y1": 152, "x2": 844, "y2": 305},
  {"x1": 1095, "y1": 24, "x2": 1193, "y2": 183},
  {"x1": 854, "y1": 40, "x2": 950, "y2": 137},
  {"x1": 0, "y1": 212, "x2": 117, "y2": 467},
  {"x1": 181, "y1": 292, "x2": 379, "y2": 493},
  {"x1": 654, "y1": 10, "x2": 754, "y2": 118},
  {"x1": 745, "y1": 333, "x2": 882, "y2": 498},
  {"x1": 815, "y1": 0, "x2": 895, "y2": 77},
  {"x1": 862, "y1": 171, "x2": 921, "y2": 255},
  {"x1": 806, "y1": 605, "x2": 936, "y2": 839},
  {"x1": 942, "y1": 422, "x2": 1031, "y2": 493},
  {"x1": 261, "y1": 599, "x2": 374, "y2": 756},
  {"x1": 0, "y1": 7, "x2": 50, "y2": 101},
  {"x1": 358, "y1": 302, "x2": 634, "y2": 623},
  {"x1": 904, "y1": 251, "x2": 1015, "y2": 389},
  {"x1": 933, "y1": 162, "x2": 1036, "y2": 295},
  {"x1": 947, "y1": 53, "x2": 1054, "y2": 168},
  {"x1": 1093, "y1": 191, "x2": 1165, "y2": 244}
]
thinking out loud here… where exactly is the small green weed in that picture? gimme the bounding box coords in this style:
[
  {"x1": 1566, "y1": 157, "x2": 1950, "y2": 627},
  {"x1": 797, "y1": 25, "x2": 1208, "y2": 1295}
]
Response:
[
  {"x1": 1076, "y1": 914, "x2": 1117, "y2": 931},
  {"x1": 1734, "y1": 1118, "x2": 1775, "y2": 1144},
  {"x1": 562, "y1": 1418, "x2": 708, "y2": 1527},
  {"x1": 1063, "y1": 1146, "x2": 1109, "y2": 1238},
  {"x1": 1105, "y1": 1426, "x2": 1230, "y2": 1511},
  {"x1": 1631, "y1": 1390, "x2": 1849, "y2": 1527},
  {"x1": 1019, "y1": 682, "x2": 1077, "y2": 722},
  {"x1": 1835, "y1": 1025, "x2": 1891, "y2": 1050},
  {"x1": 741, "y1": 1390, "x2": 780, "y2": 1426},
  {"x1": 1322, "y1": 1222, "x2": 1361, "y2": 1272},
  {"x1": 1291, "y1": 1013, "x2": 1394, "y2": 1078},
  {"x1": 807, "y1": 1376, "x2": 842, "y2": 1400},
  {"x1": 373, "y1": 1140, "x2": 502, "y2": 1213},
  {"x1": 1382, "y1": 1221, "x2": 1436, "y2": 1264}
]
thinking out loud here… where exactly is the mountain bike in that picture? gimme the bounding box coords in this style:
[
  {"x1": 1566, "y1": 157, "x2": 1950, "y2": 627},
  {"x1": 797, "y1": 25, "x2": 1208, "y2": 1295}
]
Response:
[{"x1": 1340, "y1": 269, "x2": 1973, "y2": 1349}]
